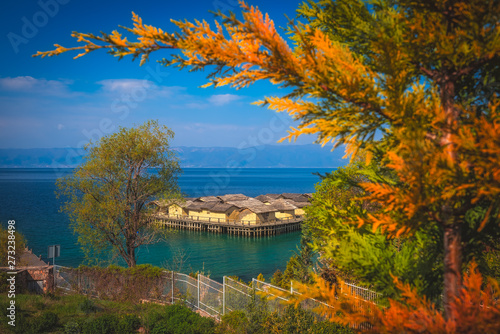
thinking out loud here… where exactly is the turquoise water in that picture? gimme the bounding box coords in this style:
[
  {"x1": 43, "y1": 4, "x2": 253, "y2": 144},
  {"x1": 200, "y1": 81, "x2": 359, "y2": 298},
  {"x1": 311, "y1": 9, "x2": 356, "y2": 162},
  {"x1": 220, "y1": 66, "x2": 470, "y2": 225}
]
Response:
[{"x1": 0, "y1": 168, "x2": 332, "y2": 281}]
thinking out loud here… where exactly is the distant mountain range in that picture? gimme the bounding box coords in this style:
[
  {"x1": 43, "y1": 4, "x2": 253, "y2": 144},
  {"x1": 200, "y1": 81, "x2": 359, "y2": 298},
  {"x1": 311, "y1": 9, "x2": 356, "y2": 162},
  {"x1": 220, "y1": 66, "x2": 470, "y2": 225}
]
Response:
[{"x1": 0, "y1": 145, "x2": 347, "y2": 168}]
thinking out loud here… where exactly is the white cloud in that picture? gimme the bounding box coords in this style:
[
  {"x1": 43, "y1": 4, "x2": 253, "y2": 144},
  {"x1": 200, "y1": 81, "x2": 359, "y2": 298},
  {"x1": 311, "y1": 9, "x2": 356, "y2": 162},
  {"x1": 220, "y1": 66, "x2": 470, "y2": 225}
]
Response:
[
  {"x1": 98, "y1": 79, "x2": 152, "y2": 93},
  {"x1": 207, "y1": 94, "x2": 242, "y2": 106},
  {"x1": 0, "y1": 76, "x2": 73, "y2": 96},
  {"x1": 97, "y1": 79, "x2": 185, "y2": 99},
  {"x1": 57, "y1": 124, "x2": 65, "y2": 130},
  {"x1": 184, "y1": 102, "x2": 207, "y2": 110}
]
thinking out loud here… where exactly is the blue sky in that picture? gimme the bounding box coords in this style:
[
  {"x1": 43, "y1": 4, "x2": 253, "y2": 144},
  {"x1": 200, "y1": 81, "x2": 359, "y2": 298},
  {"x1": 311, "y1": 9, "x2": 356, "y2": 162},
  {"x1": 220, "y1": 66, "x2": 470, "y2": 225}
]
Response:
[{"x1": 0, "y1": 0, "x2": 324, "y2": 149}]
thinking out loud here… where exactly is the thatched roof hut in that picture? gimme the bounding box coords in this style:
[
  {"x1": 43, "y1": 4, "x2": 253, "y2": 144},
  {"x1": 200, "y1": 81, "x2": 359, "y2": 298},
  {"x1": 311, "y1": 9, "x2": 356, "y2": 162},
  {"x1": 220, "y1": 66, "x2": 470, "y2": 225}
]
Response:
[
  {"x1": 218, "y1": 194, "x2": 248, "y2": 202},
  {"x1": 196, "y1": 196, "x2": 219, "y2": 202},
  {"x1": 263, "y1": 194, "x2": 281, "y2": 200},
  {"x1": 280, "y1": 193, "x2": 310, "y2": 202},
  {"x1": 269, "y1": 198, "x2": 298, "y2": 211},
  {"x1": 255, "y1": 194, "x2": 274, "y2": 203},
  {"x1": 226, "y1": 198, "x2": 277, "y2": 214},
  {"x1": 186, "y1": 201, "x2": 236, "y2": 212}
]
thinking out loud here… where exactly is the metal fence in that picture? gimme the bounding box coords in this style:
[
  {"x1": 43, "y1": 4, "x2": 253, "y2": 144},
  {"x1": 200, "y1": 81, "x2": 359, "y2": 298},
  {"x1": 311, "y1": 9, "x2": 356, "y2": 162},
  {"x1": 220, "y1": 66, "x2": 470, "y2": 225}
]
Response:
[
  {"x1": 199, "y1": 274, "x2": 224, "y2": 317},
  {"x1": 54, "y1": 265, "x2": 379, "y2": 322},
  {"x1": 342, "y1": 281, "x2": 382, "y2": 302},
  {"x1": 223, "y1": 276, "x2": 253, "y2": 314},
  {"x1": 252, "y1": 278, "x2": 290, "y2": 314}
]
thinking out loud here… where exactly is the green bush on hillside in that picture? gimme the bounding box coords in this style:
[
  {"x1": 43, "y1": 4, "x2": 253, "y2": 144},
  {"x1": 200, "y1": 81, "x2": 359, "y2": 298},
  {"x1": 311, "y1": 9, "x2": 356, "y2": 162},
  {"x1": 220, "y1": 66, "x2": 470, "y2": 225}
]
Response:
[
  {"x1": 216, "y1": 311, "x2": 249, "y2": 334},
  {"x1": 117, "y1": 314, "x2": 141, "y2": 333},
  {"x1": 12, "y1": 311, "x2": 59, "y2": 334},
  {"x1": 82, "y1": 314, "x2": 119, "y2": 334},
  {"x1": 148, "y1": 304, "x2": 215, "y2": 334},
  {"x1": 219, "y1": 304, "x2": 354, "y2": 334},
  {"x1": 79, "y1": 298, "x2": 97, "y2": 314},
  {"x1": 64, "y1": 321, "x2": 82, "y2": 334}
]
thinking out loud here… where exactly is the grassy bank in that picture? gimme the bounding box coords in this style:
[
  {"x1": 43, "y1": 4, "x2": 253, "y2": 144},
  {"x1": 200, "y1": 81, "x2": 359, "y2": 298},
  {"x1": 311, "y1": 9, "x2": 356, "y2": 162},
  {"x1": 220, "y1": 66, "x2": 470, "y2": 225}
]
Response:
[{"x1": 0, "y1": 291, "x2": 353, "y2": 334}]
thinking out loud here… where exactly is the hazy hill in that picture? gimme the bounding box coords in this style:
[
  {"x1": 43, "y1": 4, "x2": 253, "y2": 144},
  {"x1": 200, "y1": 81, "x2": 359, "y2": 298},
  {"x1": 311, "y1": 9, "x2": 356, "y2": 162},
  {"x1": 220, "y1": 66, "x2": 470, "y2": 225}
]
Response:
[{"x1": 0, "y1": 145, "x2": 346, "y2": 168}]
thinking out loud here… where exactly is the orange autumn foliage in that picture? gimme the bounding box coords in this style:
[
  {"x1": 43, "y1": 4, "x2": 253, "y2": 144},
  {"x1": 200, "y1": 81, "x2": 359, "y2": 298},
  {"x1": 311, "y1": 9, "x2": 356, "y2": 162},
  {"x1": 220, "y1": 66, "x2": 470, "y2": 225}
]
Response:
[
  {"x1": 358, "y1": 97, "x2": 500, "y2": 238},
  {"x1": 284, "y1": 262, "x2": 500, "y2": 333}
]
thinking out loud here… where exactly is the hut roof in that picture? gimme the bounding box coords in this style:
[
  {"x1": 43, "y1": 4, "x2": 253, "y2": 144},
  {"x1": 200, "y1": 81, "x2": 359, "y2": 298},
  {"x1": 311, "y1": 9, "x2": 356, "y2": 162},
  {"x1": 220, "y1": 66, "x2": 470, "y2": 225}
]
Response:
[
  {"x1": 153, "y1": 198, "x2": 191, "y2": 207},
  {"x1": 284, "y1": 200, "x2": 309, "y2": 208},
  {"x1": 264, "y1": 194, "x2": 281, "y2": 200},
  {"x1": 280, "y1": 193, "x2": 309, "y2": 202},
  {"x1": 227, "y1": 198, "x2": 276, "y2": 214},
  {"x1": 186, "y1": 201, "x2": 236, "y2": 213},
  {"x1": 218, "y1": 194, "x2": 248, "y2": 202},
  {"x1": 186, "y1": 201, "x2": 217, "y2": 211},
  {"x1": 211, "y1": 202, "x2": 237, "y2": 212},
  {"x1": 196, "y1": 196, "x2": 220, "y2": 202},
  {"x1": 255, "y1": 195, "x2": 273, "y2": 203},
  {"x1": 270, "y1": 198, "x2": 298, "y2": 211}
]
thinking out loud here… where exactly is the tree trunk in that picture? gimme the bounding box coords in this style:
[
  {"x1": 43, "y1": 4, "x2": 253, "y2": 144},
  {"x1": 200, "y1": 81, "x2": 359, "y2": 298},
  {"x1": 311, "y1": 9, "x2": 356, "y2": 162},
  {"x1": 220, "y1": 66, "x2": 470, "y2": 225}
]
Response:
[
  {"x1": 126, "y1": 246, "x2": 136, "y2": 267},
  {"x1": 440, "y1": 78, "x2": 462, "y2": 323},
  {"x1": 443, "y1": 222, "x2": 461, "y2": 323}
]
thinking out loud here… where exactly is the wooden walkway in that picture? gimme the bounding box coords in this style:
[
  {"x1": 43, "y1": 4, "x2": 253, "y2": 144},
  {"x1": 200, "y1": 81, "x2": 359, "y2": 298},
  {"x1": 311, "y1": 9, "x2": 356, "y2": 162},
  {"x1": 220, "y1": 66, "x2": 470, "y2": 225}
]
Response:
[{"x1": 153, "y1": 215, "x2": 303, "y2": 236}]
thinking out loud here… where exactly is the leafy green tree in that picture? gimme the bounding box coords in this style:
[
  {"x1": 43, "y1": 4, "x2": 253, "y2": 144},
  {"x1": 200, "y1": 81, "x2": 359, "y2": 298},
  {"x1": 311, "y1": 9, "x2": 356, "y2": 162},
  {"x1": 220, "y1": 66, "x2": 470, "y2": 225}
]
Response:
[
  {"x1": 57, "y1": 120, "x2": 181, "y2": 267},
  {"x1": 305, "y1": 160, "x2": 444, "y2": 300},
  {"x1": 284, "y1": 230, "x2": 315, "y2": 289},
  {"x1": 0, "y1": 223, "x2": 26, "y2": 267},
  {"x1": 270, "y1": 229, "x2": 315, "y2": 290},
  {"x1": 484, "y1": 240, "x2": 500, "y2": 281}
]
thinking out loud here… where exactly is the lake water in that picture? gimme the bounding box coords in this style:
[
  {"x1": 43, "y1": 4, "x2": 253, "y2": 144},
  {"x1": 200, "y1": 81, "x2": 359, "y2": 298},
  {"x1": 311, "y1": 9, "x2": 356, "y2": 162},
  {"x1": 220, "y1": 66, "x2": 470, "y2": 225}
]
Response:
[{"x1": 0, "y1": 168, "x2": 332, "y2": 281}]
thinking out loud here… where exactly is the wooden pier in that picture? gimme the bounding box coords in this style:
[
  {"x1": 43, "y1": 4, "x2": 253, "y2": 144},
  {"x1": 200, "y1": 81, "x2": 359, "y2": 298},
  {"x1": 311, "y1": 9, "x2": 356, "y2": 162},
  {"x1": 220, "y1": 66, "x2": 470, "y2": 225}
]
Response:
[{"x1": 152, "y1": 215, "x2": 303, "y2": 236}]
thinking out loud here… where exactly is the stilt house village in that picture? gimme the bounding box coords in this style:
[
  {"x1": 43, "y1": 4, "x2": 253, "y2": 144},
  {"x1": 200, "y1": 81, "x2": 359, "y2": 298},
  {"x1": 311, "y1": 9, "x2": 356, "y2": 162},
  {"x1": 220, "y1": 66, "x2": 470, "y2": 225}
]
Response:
[{"x1": 153, "y1": 193, "x2": 311, "y2": 236}]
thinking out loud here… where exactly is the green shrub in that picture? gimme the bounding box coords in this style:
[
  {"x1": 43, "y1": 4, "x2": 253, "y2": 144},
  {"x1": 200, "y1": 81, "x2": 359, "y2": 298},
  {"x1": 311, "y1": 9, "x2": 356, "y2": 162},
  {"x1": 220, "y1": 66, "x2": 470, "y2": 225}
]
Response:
[
  {"x1": 117, "y1": 314, "x2": 141, "y2": 333},
  {"x1": 310, "y1": 321, "x2": 355, "y2": 334},
  {"x1": 262, "y1": 305, "x2": 316, "y2": 334},
  {"x1": 31, "y1": 311, "x2": 59, "y2": 333},
  {"x1": 150, "y1": 320, "x2": 172, "y2": 334},
  {"x1": 217, "y1": 310, "x2": 249, "y2": 334},
  {"x1": 0, "y1": 300, "x2": 10, "y2": 317},
  {"x1": 0, "y1": 272, "x2": 9, "y2": 293},
  {"x1": 285, "y1": 305, "x2": 315, "y2": 333},
  {"x1": 245, "y1": 294, "x2": 269, "y2": 334},
  {"x1": 13, "y1": 313, "x2": 35, "y2": 334},
  {"x1": 79, "y1": 298, "x2": 97, "y2": 314},
  {"x1": 80, "y1": 313, "x2": 140, "y2": 334},
  {"x1": 163, "y1": 303, "x2": 193, "y2": 319},
  {"x1": 148, "y1": 304, "x2": 215, "y2": 334},
  {"x1": 34, "y1": 300, "x2": 46, "y2": 310},
  {"x1": 82, "y1": 314, "x2": 119, "y2": 334},
  {"x1": 64, "y1": 321, "x2": 82, "y2": 334},
  {"x1": 261, "y1": 305, "x2": 355, "y2": 334},
  {"x1": 143, "y1": 310, "x2": 164, "y2": 333}
]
